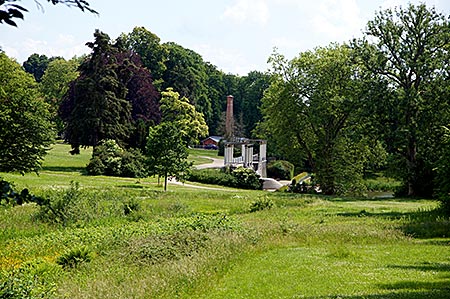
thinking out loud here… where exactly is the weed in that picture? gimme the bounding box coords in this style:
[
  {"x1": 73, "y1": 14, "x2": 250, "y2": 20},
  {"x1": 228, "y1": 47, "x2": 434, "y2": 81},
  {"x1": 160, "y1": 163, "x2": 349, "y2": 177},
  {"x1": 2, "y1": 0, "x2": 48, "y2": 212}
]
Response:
[
  {"x1": 249, "y1": 196, "x2": 274, "y2": 213},
  {"x1": 56, "y1": 246, "x2": 93, "y2": 269}
]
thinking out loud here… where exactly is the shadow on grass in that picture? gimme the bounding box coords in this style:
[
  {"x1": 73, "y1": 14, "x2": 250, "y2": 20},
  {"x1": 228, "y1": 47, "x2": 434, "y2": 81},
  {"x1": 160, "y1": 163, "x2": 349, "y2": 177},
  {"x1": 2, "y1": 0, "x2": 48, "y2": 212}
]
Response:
[
  {"x1": 42, "y1": 166, "x2": 87, "y2": 174},
  {"x1": 333, "y1": 206, "x2": 449, "y2": 239},
  {"x1": 299, "y1": 290, "x2": 450, "y2": 299}
]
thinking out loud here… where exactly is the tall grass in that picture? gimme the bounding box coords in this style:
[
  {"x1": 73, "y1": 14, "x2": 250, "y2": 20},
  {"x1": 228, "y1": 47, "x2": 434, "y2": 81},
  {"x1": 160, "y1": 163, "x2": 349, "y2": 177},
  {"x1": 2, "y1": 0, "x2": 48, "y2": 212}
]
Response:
[{"x1": 1, "y1": 143, "x2": 449, "y2": 298}]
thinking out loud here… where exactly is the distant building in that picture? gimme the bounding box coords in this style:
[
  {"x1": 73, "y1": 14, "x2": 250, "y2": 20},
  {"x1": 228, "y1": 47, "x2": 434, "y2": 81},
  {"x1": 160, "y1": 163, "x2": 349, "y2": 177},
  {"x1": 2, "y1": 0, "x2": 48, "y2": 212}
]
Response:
[{"x1": 201, "y1": 136, "x2": 223, "y2": 147}]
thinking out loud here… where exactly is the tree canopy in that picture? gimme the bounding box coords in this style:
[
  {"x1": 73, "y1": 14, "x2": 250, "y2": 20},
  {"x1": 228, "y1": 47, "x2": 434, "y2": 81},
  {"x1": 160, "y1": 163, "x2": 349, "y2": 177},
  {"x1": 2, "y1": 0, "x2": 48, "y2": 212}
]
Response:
[
  {"x1": 260, "y1": 45, "x2": 372, "y2": 194},
  {"x1": 59, "y1": 30, "x2": 160, "y2": 153},
  {"x1": 353, "y1": 3, "x2": 450, "y2": 196},
  {"x1": 0, "y1": 52, "x2": 54, "y2": 173}
]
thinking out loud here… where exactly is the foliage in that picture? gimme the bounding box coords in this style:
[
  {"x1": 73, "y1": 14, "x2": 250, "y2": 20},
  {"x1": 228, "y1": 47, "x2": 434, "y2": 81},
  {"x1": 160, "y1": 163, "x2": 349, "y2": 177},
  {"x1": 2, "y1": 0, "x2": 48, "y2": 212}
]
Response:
[
  {"x1": 0, "y1": 178, "x2": 42, "y2": 207},
  {"x1": 186, "y1": 168, "x2": 237, "y2": 187},
  {"x1": 187, "y1": 167, "x2": 262, "y2": 190},
  {"x1": 0, "y1": 52, "x2": 54, "y2": 173},
  {"x1": 146, "y1": 122, "x2": 192, "y2": 191},
  {"x1": 86, "y1": 139, "x2": 147, "y2": 178},
  {"x1": 40, "y1": 57, "x2": 80, "y2": 136},
  {"x1": 118, "y1": 26, "x2": 168, "y2": 87},
  {"x1": 231, "y1": 167, "x2": 262, "y2": 190},
  {"x1": 267, "y1": 160, "x2": 294, "y2": 180},
  {"x1": 35, "y1": 181, "x2": 83, "y2": 225},
  {"x1": 56, "y1": 246, "x2": 92, "y2": 269},
  {"x1": 0, "y1": 260, "x2": 58, "y2": 299},
  {"x1": 0, "y1": 0, "x2": 96, "y2": 27},
  {"x1": 59, "y1": 30, "x2": 160, "y2": 153},
  {"x1": 22, "y1": 53, "x2": 53, "y2": 83},
  {"x1": 249, "y1": 196, "x2": 274, "y2": 213},
  {"x1": 352, "y1": 3, "x2": 450, "y2": 196},
  {"x1": 435, "y1": 127, "x2": 450, "y2": 215},
  {"x1": 260, "y1": 45, "x2": 368, "y2": 195},
  {"x1": 162, "y1": 42, "x2": 212, "y2": 125},
  {"x1": 160, "y1": 88, "x2": 208, "y2": 145}
]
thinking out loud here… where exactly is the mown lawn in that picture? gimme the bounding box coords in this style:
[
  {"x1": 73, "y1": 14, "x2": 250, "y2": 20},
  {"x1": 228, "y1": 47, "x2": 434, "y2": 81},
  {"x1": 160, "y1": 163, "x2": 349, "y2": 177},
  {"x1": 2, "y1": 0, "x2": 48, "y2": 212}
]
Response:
[{"x1": 1, "y1": 143, "x2": 449, "y2": 299}]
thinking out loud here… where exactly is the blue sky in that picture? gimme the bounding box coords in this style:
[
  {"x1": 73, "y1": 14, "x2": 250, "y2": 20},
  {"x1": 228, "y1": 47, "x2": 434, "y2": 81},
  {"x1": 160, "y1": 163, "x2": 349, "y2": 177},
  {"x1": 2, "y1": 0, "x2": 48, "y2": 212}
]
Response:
[{"x1": 2, "y1": 0, "x2": 449, "y2": 75}]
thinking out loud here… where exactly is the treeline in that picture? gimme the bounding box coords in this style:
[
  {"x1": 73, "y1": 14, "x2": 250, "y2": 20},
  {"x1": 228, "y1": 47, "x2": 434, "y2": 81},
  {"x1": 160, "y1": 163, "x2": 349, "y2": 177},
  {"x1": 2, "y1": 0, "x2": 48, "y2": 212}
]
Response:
[
  {"x1": 21, "y1": 26, "x2": 270, "y2": 140},
  {"x1": 259, "y1": 3, "x2": 450, "y2": 212}
]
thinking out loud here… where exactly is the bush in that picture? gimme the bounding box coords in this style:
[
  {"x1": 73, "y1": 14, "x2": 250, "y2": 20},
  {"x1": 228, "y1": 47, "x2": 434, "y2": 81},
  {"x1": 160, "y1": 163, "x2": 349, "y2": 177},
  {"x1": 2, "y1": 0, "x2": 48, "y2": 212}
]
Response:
[
  {"x1": 186, "y1": 167, "x2": 262, "y2": 190},
  {"x1": 267, "y1": 160, "x2": 294, "y2": 180},
  {"x1": 56, "y1": 246, "x2": 93, "y2": 269},
  {"x1": 249, "y1": 196, "x2": 274, "y2": 212},
  {"x1": 86, "y1": 139, "x2": 147, "y2": 178},
  {"x1": 232, "y1": 167, "x2": 263, "y2": 190}
]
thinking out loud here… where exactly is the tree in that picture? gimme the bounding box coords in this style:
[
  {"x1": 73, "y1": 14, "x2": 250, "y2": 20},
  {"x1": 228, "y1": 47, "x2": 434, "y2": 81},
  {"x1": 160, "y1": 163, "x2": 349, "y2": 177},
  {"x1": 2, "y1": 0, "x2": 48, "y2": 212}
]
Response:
[
  {"x1": 0, "y1": 52, "x2": 54, "y2": 173},
  {"x1": 260, "y1": 45, "x2": 369, "y2": 195},
  {"x1": 59, "y1": 30, "x2": 160, "y2": 153},
  {"x1": 162, "y1": 42, "x2": 213, "y2": 126},
  {"x1": 23, "y1": 53, "x2": 54, "y2": 82},
  {"x1": 146, "y1": 122, "x2": 192, "y2": 191},
  {"x1": 59, "y1": 30, "x2": 132, "y2": 153},
  {"x1": 159, "y1": 88, "x2": 208, "y2": 145},
  {"x1": 40, "y1": 57, "x2": 80, "y2": 135},
  {"x1": 118, "y1": 27, "x2": 168, "y2": 88},
  {"x1": 353, "y1": 4, "x2": 450, "y2": 196},
  {"x1": 0, "y1": 0, "x2": 96, "y2": 27}
]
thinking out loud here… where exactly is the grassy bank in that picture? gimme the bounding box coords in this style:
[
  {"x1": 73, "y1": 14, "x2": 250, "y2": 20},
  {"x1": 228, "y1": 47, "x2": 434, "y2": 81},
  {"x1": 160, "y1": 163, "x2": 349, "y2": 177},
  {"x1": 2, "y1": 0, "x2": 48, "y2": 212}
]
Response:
[{"x1": 1, "y1": 143, "x2": 449, "y2": 298}]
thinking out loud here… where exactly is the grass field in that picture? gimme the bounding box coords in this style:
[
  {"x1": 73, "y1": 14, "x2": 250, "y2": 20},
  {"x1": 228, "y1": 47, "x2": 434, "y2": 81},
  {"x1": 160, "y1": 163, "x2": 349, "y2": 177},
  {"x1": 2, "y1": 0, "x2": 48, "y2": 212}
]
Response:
[{"x1": 1, "y1": 143, "x2": 449, "y2": 298}]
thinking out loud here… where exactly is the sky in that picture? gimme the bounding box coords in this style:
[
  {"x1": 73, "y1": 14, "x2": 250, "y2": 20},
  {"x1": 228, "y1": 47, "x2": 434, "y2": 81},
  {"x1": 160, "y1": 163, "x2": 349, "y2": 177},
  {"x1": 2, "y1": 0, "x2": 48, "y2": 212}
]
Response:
[{"x1": 2, "y1": 0, "x2": 450, "y2": 75}]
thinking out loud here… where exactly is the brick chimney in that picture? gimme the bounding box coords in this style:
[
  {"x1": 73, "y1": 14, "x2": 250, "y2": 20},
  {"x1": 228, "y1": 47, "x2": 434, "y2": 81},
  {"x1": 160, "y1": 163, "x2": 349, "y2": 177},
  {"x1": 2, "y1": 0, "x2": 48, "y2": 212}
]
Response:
[{"x1": 225, "y1": 95, "x2": 234, "y2": 138}]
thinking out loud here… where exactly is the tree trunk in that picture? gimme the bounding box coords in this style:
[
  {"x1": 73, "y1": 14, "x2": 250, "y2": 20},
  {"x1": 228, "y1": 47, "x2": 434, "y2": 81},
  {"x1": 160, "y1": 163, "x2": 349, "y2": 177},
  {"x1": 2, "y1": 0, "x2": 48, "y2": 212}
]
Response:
[
  {"x1": 164, "y1": 173, "x2": 168, "y2": 192},
  {"x1": 406, "y1": 137, "x2": 417, "y2": 196}
]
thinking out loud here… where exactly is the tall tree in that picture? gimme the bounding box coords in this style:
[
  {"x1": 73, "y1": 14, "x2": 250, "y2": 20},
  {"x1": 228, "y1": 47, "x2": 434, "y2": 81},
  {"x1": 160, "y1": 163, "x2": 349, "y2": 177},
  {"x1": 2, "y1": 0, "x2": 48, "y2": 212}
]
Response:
[
  {"x1": 0, "y1": 0, "x2": 96, "y2": 26},
  {"x1": 23, "y1": 53, "x2": 53, "y2": 82},
  {"x1": 146, "y1": 122, "x2": 192, "y2": 191},
  {"x1": 162, "y1": 42, "x2": 212, "y2": 127},
  {"x1": 260, "y1": 45, "x2": 369, "y2": 195},
  {"x1": 119, "y1": 27, "x2": 168, "y2": 88},
  {"x1": 40, "y1": 57, "x2": 80, "y2": 135},
  {"x1": 59, "y1": 30, "x2": 133, "y2": 154},
  {"x1": 0, "y1": 52, "x2": 54, "y2": 173},
  {"x1": 353, "y1": 4, "x2": 450, "y2": 196}
]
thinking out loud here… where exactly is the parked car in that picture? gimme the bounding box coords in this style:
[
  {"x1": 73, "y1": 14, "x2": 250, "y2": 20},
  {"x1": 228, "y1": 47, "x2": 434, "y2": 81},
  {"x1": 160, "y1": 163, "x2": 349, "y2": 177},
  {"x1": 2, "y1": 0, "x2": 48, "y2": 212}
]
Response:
[{"x1": 204, "y1": 144, "x2": 218, "y2": 150}]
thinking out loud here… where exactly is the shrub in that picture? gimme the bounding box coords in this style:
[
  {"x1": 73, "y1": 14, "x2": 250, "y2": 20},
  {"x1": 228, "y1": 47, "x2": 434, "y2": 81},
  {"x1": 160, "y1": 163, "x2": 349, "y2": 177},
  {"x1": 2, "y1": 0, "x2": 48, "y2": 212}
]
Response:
[
  {"x1": 187, "y1": 167, "x2": 262, "y2": 190},
  {"x1": 0, "y1": 260, "x2": 58, "y2": 298},
  {"x1": 267, "y1": 160, "x2": 294, "y2": 180},
  {"x1": 232, "y1": 167, "x2": 263, "y2": 190},
  {"x1": 86, "y1": 139, "x2": 148, "y2": 178},
  {"x1": 249, "y1": 196, "x2": 274, "y2": 212},
  {"x1": 56, "y1": 246, "x2": 93, "y2": 269}
]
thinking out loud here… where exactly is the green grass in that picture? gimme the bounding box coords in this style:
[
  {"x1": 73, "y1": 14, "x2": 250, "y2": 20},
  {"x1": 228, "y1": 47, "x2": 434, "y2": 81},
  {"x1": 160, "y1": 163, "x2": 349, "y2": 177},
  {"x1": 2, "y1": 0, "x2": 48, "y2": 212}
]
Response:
[{"x1": 1, "y1": 143, "x2": 449, "y2": 299}]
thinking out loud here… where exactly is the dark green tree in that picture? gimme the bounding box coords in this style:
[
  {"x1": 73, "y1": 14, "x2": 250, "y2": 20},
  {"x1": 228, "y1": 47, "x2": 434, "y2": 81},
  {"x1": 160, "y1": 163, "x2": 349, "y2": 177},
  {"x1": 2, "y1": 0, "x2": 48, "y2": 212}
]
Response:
[
  {"x1": 162, "y1": 42, "x2": 212, "y2": 126},
  {"x1": 353, "y1": 3, "x2": 450, "y2": 196},
  {"x1": 119, "y1": 27, "x2": 168, "y2": 88},
  {"x1": 0, "y1": 0, "x2": 96, "y2": 27},
  {"x1": 146, "y1": 122, "x2": 192, "y2": 191},
  {"x1": 59, "y1": 30, "x2": 132, "y2": 154},
  {"x1": 0, "y1": 52, "x2": 54, "y2": 173},
  {"x1": 23, "y1": 53, "x2": 53, "y2": 82}
]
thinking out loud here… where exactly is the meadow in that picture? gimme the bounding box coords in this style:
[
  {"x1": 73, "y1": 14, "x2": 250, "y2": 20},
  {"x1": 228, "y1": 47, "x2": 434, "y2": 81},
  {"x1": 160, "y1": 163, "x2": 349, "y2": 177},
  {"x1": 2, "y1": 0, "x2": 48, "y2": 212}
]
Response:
[{"x1": 1, "y1": 143, "x2": 449, "y2": 298}]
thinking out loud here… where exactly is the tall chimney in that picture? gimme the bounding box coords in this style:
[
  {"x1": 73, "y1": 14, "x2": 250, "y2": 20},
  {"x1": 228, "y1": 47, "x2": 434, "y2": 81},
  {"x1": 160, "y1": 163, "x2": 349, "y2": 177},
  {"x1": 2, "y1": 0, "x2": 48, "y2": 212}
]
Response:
[{"x1": 225, "y1": 95, "x2": 234, "y2": 138}]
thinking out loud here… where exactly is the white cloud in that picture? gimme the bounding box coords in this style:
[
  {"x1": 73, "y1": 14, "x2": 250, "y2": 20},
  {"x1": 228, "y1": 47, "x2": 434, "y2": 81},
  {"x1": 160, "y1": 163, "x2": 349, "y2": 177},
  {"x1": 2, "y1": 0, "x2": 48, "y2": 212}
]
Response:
[
  {"x1": 192, "y1": 43, "x2": 261, "y2": 75},
  {"x1": 310, "y1": 0, "x2": 365, "y2": 42},
  {"x1": 222, "y1": 0, "x2": 270, "y2": 25},
  {"x1": 4, "y1": 34, "x2": 89, "y2": 62}
]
